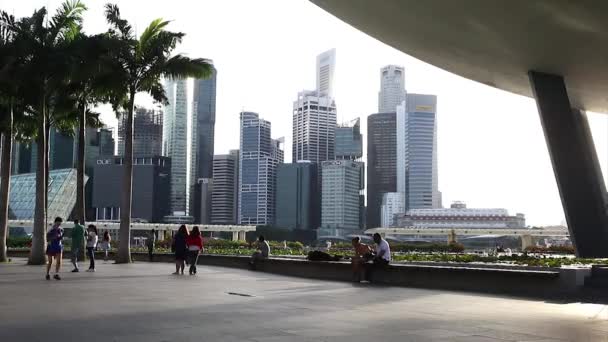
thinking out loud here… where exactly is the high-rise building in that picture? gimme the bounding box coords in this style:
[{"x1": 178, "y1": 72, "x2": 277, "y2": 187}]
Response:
[
  {"x1": 92, "y1": 156, "x2": 171, "y2": 222},
  {"x1": 239, "y1": 112, "x2": 283, "y2": 225},
  {"x1": 397, "y1": 94, "x2": 441, "y2": 210},
  {"x1": 98, "y1": 128, "x2": 115, "y2": 157},
  {"x1": 366, "y1": 112, "x2": 397, "y2": 228},
  {"x1": 49, "y1": 128, "x2": 75, "y2": 170},
  {"x1": 378, "y1": 65, "x2": 406, "y2": 113},
  {"x1": 118, "y1": 108, "x2": 163, "y2": 157},
  {"x1": 275, "y1": 162, "x2": 319, "y2": 230},
  {"x1": 10, "y1": 142, "x2": 33, "y2": 175},
  {"x1": 163, "y1": 78, "x2": 189, "y2": 216},
  {"x1": 316, "y1": 49, "x2": 336, "y2": 98},
  {"x1": 292, "y1": 90, "x2": 337, "y2": 163},
  {"x1": 380, "y1": 192, "x2": 405, "y2": 227},
  {"x1": 211, "y1": 150, "x2": 239, "y2": 225},
  {"x1": 320, "y1": 160, "x2": 361, "y2": 237},
  {"x1": 335, "y1": 118, "x2": 362, "y2": 160},
  {"x1": 190, "y1": 66, "x2": 217, "y2": 219},
  {"x1": 193, "y1": 178, "x2": 213, "y2": 224}
]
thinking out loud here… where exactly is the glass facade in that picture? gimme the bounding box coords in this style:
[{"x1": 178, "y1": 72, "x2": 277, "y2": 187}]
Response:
[
  {"x1": 335, "y1": 118, "x2": 362, "y2": 160},
  {"x1": 320, "y1": 160, "x2": 361, "y2": 237},
  {"x1": 8, "y1": 168, "x2": 82, "y2": 221}
]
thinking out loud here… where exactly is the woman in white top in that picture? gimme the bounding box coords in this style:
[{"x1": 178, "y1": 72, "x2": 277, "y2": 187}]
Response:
[{"x1": 86, "y1": 225, "x2": 99, "y2": 272}]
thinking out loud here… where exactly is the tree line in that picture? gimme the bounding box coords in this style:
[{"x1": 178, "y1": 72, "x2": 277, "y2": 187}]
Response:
[{"x1": 0, "y1": 0, "x2": 212, "y2": 264}]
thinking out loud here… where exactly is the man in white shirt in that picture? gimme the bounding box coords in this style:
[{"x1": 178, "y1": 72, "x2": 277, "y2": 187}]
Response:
[{"x1": 365, "y1": 233, "x2": 391, "y2": 282}]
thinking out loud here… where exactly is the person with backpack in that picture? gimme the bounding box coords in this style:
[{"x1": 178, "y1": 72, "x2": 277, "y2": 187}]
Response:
[
  {"x1": 70, "y1": 219, "x2": 85, "y2": 273},
  {"x1": 46, "y1": 217, "x2": 64, "y2": 280},
  {"x1": 186, "y1": 226, "x2": 204, "y2": 275},
  {"x1": 86, "y1": 225, "x2": 98, "y2": 272}
]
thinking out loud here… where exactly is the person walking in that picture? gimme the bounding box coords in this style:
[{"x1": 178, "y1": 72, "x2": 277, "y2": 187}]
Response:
[
  {"x1": 100, "y1": 231, "x2": 111, "y2": 262},
  {"x1": 86, "y1": 225, "x2": 98, "y2": 272},
  {"x1": 146, "y1": 229, "x2": 156, "y2": 262},
  {"x1": 186, "y1": 226, "x2": 204, "y2": 275},
  {"x1": 172, "y1": 225, "x2": 189, "y2": 275},
  {"x1": 70, "y1": 219, "x2": 85, "y2": 273},
  {"x1": 46, "y1": 217, "x2": 64, "y2": 280}
]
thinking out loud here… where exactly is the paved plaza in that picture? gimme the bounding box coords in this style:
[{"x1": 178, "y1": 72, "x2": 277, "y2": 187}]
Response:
[{"x1": 2, "y1": 259, "x2": 608, "y2": 341}]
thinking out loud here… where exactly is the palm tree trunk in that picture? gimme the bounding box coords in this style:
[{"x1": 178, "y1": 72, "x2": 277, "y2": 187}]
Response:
[
  {"x1": 29, "y1": 100, "x2": 47, "y2": 265},
  {"x1": 0, "y1": 104, "x2": 13, "y2": 262},
  {"x1": 116, "y1": 91, "x2": 136, "y2": 263},
  {"x1": 45, "y1": 118, "x2": 50, "y2": 224},
  {"x1": 76, "y1": 103, "x2": 86, "y2": 224}
]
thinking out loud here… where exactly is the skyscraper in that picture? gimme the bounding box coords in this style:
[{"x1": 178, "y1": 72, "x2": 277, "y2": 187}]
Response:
[
  {"x1": 366, "y1": 112, "x2": 397, "y2": 228},
  {"x1": 239, "y1": 112, "x2": 283, "y2": 225},
  {"x1": 316, "y1": 49, "x2": 336, "y2": 98},
  {"x1": 397, "y1": 94, "x2": 441, "y2": 210},
  {"x1": 378, "y1": 65, "x2": 406, "y2": 113},
  {"x1": 190, "y1": 66, "x2": 217, "y2": 221},
  {"x1": 163, "y1": 78, "x2": 190, "y2": 217},
  {"x1": 98, "y1": 128, "x2": 115, "y2": 157},
  {"x1": 320, "y1": 160, "x2": 361, "y2": 237},
  {"x1": 118, "y1": 108, "x2": 163, "y2": 157},
  {"x1": 49, "y1": 128, "x2": 75, "y2": 170},
  {"x1": 292, "y1": 90, "x2": 337, "y2": 163},
  {"x1": 211, "y1": 150, "x2": 239, "y2": 225},
  {"x1": 334, "y1": 118, "x2": 362, "y2": 160},
  {"x1": 275, "y1": 161, "x2": 319, "y2": 230}
]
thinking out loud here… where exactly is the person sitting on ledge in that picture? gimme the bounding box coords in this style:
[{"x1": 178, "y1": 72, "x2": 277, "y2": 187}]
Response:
[
  {"x1": 250, "y1": 235, "x2": 270, "y2": 269},
  {"x1": 365, "y1": 233, "x2": 391, "y2": 282},
  {"x1": 351, "y1": 236, "x2": 373, "y2": 282}
]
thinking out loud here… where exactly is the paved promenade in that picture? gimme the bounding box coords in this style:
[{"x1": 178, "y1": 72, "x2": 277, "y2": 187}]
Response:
[{"x1": 2, "y1": 258, "x2": 608, "y2": 341}]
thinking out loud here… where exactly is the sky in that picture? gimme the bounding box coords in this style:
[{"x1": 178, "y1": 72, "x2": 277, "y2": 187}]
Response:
[{"x1": 3, "y1": 0, "x2": 607, "y2": 226}]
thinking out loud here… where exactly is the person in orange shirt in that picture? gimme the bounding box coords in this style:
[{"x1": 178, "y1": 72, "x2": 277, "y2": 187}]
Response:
[{"x1": 351, "y1": 236, "x2": 372, "y2": 282}]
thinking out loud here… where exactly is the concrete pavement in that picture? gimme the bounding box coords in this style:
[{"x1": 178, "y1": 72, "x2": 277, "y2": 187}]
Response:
[{"x1": 2, "y1": 258, "x2": 608, "y2": 341}]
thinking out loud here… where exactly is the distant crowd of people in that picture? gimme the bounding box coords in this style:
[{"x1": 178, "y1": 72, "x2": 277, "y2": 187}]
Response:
[{"x1": 44, "y1": 216, "x2": 391, "y2": 283}]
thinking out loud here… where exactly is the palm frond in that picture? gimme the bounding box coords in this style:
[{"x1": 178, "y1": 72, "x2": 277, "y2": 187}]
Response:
[
  {"x1": 104, "y1": 3, "x2": 133, "y2": 40},
  {"x1": 163, "y1": 55, "x2": 213, "y2": 80},
  {"x1": 50, "y1": 0, "x2": 87, "y2": 43},
  {"x1": 138, "y1": 18, "x2": 170, "y2": 51}
]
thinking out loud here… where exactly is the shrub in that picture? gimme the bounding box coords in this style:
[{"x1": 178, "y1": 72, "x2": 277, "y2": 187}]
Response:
[
  {"x1": 7, "y1": 236, "x2": 32, "y2": 248},
  {"x1": 525, "y1": 245, "x2": 575, "y2": 254}
]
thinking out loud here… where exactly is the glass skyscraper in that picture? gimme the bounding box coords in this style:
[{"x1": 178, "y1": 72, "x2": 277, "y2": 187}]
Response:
[
  {"x1": 378, "y1": 65, "x2": 406, "y2": 113},
  {"x1": 397, "y1": 94, "x2": 441, "y2": 210},
  {"x1": 239, "y1": 112, "x2": 283, "y2": 225},
  {"x1": 320, "y1": 160, "x2": 361, "y2": 237},
  {"x1": 275, "y1": 161, "x2": 319, "y2": 230},
  {"x1": 334, "y1": 118, "x2": 362, "y2": 160},
  {"x1": 118, "y1": 108, "x2": 163, "y2": 157}
]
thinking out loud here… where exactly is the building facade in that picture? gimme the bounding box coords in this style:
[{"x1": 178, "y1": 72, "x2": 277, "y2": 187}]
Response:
[
  {"x1": 211, "y1": 150, "x2": 239, "y2": 224},
  {"x1": 335, "y1": 118, "x2": 362, "y2": 160},
  {"x1": 380, "y1": 192, "x2": 405, "y2": 227},
  {"x1": 163, "y1": 78, "x2": 189, "y2": 216},
  {"x1": 193, "y1": 178, "x2": 213, "y2": 224},
  {"x1": 190, "y1": 66, "x2": 217, "y2": 219},
  {"x1": 397, "y1": 94, "x2": 440, "y2": 210},
  {"x1": 378, "y1": 65, "x2": 406, "y2": 113},
  {"x1": 292, "y1": 90, "x2": 337, "y2": 164},
  {"x1": 92, "y1": 156, "x2": 171, "y2": 223},
  {"x1": 275, "y1": 162, "x2": 319, "y2": 230},
  {"x1": 239, "y1": 112, "x2": 283, "y2": 225},
  {"x1": 316, "y1": 48, "x2": 336, "y2": 98},
  {"x1": 395, "y1": 202, "x2": 526, "y2": 229},
  {"x1": 118, "y1": 108, "x2": 163, "y2": 157},
  {"x1": 366, "y1": 112, "x2": 397, "y2": 228},
  {"x1": 320, "y1": 160, "x2": 361, "y2": 237}
]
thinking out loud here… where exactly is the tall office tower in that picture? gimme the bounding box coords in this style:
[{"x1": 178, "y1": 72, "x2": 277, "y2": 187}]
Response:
[
  {"x1": 98, "y1": 128, "x2": 115, "y2": 157},
  {"x1": 378, "y1": 65, "x2": 406, "y2": 113},
  {"x1": 163, "y1": 78, "x2": 190, "y2": 216},
  {"x1": 292, "y1": 90, "x2": 337, "y2": 163},
  {"x1": 10, "y1": 142, "x2": 33, "y2": 175},
  {"x1": 190, "y1": 66, "x2": 217, "y2": 220},
  {"x1": 239, "y1": 112, "x2": 283, "y2": 225},
  {"x1": 118, "y1": 108, "x2": 163, "y2": 157},
  {"x1": 211, "y1": 150, "x2": 239, "y2": 224},
  {"x1": 320, "y1": 160, "x2": 361, "y2": 237},
  {"x1": 275, "y1": 162, "x2": 319, "y2": 230},
  {"x1": 49, "y1": 128, "x2": 75, "y2": 170},
  {"x1": 380, "y1": 192, "x2": 405, "y2": 227},
  {"x1": 397, "y1": 94, "x2": 441, "y2": 210},
  {"x1": 335, "y1": 118, "x2": 363, "y2": 160},
  {"x1": 316, "y1": 49, "x2": 336, "y2": 98},
  {"x1": 366, "y1": 112, "x2": 397, "y2": 228}
]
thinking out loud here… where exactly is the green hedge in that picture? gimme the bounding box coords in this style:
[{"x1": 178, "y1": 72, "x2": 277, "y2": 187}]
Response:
[
  {"x1": 7, "y1": 236, "x2": 31, "y2": 248},
  {"x1": 524, "y1": 245, "x2": 575, "y2": 254}
]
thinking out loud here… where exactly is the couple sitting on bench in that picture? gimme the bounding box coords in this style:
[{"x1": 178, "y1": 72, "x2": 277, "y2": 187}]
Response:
[{"x1": 351, "y1": 233, "x2": 391, "y2": 282}]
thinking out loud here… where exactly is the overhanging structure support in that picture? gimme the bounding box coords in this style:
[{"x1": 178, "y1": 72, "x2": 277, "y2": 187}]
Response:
[{"x1": 529, "y1": 71, "x2": 608, "y2": 257}]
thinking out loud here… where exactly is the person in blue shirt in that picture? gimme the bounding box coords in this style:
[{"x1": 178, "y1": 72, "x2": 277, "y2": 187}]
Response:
[{"x1": 46, "y1": 217, "x2": 64, "y2": 280}]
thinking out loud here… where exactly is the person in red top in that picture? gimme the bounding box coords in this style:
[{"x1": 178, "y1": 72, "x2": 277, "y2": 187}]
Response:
[{"x1": 186, "y1": 226, "x2": 204, "y2": 275}]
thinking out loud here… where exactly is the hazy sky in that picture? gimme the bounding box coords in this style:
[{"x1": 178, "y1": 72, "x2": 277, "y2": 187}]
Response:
[{"x1": 3, "y1": 0, "x2": 607, "y2": 226}]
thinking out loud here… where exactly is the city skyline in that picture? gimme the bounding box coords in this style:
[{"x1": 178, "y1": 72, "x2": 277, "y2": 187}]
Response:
[{"x1": 3, "y1": 0, "x2": 607, "y2": 226}]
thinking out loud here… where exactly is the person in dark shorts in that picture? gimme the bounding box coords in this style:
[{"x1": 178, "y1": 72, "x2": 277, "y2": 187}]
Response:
[
  {"x1": 172, "y1": 225, "x2": 189, "y2": 275},
  {"x1": 46, "y1": 217, "x2": 64, "y2": 280},
  {"x1": 186, "y1": 226, "x2": 204, "y2": 275}
]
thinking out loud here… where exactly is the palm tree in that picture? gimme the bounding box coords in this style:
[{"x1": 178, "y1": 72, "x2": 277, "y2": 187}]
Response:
[
  {"x1": 0, "y1": 1, "x2": 87, "y2": 264},
  {"x1": 104, "y1": 4, "x2": 212, "y2": 263}
]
